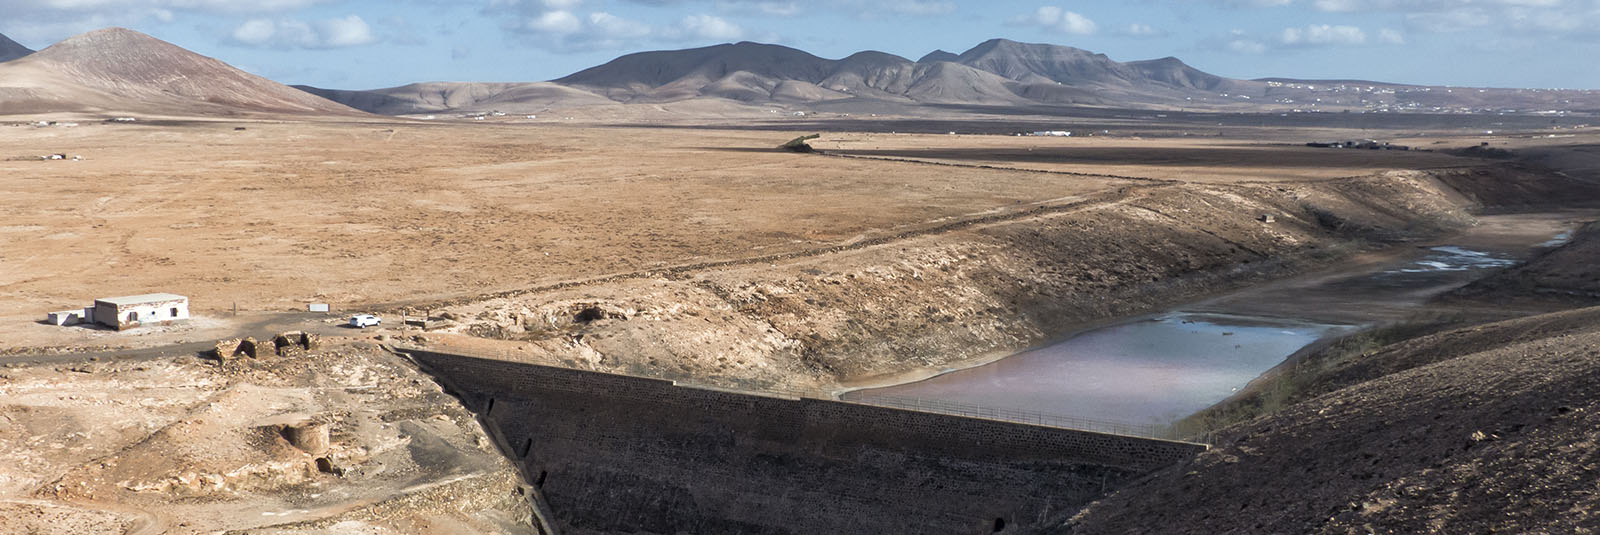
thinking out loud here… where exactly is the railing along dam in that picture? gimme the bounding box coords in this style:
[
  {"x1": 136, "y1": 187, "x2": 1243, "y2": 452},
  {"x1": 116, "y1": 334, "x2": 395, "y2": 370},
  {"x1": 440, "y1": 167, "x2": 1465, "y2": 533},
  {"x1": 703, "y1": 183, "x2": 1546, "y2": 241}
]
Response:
[{"x1": 400, "y1": 348, "x2": 1207, "y2": 535}]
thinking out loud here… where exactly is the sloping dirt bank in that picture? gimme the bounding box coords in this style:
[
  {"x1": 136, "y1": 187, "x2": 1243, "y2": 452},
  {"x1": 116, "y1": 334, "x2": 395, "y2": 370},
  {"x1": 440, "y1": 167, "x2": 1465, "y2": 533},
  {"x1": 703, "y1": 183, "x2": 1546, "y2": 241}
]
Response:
[
  {"x1": 1450, "y1": 220, "x2": 1600, "y2": 308},
  {"x1": 1059, "y1": 185, "x2": 1600, "y2": 533},
  {"x1": 427, "y1": 162, "x2": 1597, "y2": 392},
  {"x1": 1061, "y1": 304, "x2": 1600, "y2": 533}
]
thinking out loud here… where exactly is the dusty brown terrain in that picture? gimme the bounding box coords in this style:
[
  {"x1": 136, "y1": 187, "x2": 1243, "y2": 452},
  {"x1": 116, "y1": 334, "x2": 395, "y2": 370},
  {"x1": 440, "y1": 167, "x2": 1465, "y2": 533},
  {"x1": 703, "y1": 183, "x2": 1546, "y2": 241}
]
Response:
[
  {"x1": 0, "y1": 120, "x2": 1131, "y2": 344},
  {"x1": 6, "y1": 23, "x2": 1600, "y2": 535},
  {"x1": 0, "y1": 338, "x2": 535, "y2": 533},
  {"x1": 1, "y1": 118, "x2": 1494, "y2": 351},
  {"x1": 9, "y1": 117, "x2": 1600, "y2": 392},
  {"x1": 3, "y1": 112, "x2": 1600, "y2": 534}
]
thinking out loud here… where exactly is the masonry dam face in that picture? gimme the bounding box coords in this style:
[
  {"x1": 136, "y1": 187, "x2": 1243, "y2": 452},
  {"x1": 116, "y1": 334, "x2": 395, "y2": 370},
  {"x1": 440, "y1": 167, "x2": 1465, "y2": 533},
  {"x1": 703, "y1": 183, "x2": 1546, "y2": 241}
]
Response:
[{"x1": 404, "y1": 349, "x2": 1205, "y2": 534}]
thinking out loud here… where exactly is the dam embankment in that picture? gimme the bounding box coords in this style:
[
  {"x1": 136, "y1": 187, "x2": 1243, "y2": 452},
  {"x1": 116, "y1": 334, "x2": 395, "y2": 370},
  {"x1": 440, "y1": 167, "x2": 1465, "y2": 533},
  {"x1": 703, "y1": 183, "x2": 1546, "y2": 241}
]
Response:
[
  {"x1": 392, "y1": 156, "x2": 1600, "y2": 534},
  {"x1": 401, "y1": 348, "x2": 1206, "y2": 534},
  {"x1": 435, "y1": 162, "x2": 1600, "y2": 393}
]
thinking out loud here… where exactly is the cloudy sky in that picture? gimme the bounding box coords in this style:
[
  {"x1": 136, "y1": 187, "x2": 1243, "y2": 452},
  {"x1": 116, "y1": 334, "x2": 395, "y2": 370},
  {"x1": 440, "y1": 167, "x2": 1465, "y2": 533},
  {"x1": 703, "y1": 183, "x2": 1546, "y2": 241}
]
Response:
[{"x1": 0, "y1": 0, "x2": 1595, "y2": 90}]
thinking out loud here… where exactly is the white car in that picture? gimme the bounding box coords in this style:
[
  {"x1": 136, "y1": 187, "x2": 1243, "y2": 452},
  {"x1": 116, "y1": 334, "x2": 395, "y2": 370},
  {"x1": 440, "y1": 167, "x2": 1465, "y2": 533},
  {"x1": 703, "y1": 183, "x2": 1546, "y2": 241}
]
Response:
[{"x1": 349, "y1": 314, "x2": 381, "y2": 328}]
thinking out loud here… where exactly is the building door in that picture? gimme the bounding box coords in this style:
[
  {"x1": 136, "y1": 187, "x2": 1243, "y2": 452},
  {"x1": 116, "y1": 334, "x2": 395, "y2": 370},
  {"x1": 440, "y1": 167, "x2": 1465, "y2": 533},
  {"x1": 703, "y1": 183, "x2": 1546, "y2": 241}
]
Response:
[{"x1": 128, "y1": 311, "x2": 138, "y2": 322}]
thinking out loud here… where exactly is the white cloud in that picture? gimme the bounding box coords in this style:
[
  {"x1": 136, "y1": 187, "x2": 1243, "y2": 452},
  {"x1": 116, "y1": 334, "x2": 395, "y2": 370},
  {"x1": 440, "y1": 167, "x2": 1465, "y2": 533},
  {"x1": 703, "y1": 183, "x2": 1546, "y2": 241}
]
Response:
[
  {"x1": 703, "y1": 0, "x2": 950, "y2": 17},
  {"x1": 585, "y1": 11, "x2": 652, "y2": 39},
  {"x1": 1220, "y1": 0, "x2": 1293, "y2": 6},
  {"x1": 712, "y1": 0, "x2": 800, "y2": 16},
  {"x1": 230, "y1": 14, "x2": 377, "y2": 49},
  {"x1": 1012, "y1": 6, "x2": 1098, "y2": 35},
  {"x1": 1, "y1": 0, "x2": 326, "y2": 15},
  {"x1": 1122, "y1": 23, "x2": 1165, "y2": 37},
  {"x1": 0, "y1": 0, "x2": 333, "y2": 46},
  {"x1": 1212, "y1": 0, "x2": 1600, "y2": 41},
  {"x1": 879, "y1": 0, "x2": 955, "y2": 15},
  {"x1": 1213, "y1": 24, "x2": 1387, "y2": 54},
  {"x1": 527, "y1": 10, "x2": 581, "y2": 33},
  {"x1": 1280, "y1": 24, "x2": 1367, "y2": 45},
  {"x1": 1310, "y1": 0, "x2": 1567, "y2": 12},
  {"x1": 231, "y1": 18, "x2": 277, "y2": 44},
  {"x1": 508, "y1": 7, "x2": 748, "y2": 51},
  {"x1": 1404, "y1": 8, "x2": 1492, "y2": 32},
  {"x1": 1057, "y1": 11, "x2": 1097, "y2": 34},
  {"x1": 676, "y1": 14, "x2": 743, "y2": 40},
  {"x1": 1227, "y1": 37, "x2": 1267, "y2": 54},
  {"x1": 317, "y1": 14, "x2": 376, "y2": 47},
  {"x1": 1309, "y1": 0, "x2": 1361, "y2": 11}
]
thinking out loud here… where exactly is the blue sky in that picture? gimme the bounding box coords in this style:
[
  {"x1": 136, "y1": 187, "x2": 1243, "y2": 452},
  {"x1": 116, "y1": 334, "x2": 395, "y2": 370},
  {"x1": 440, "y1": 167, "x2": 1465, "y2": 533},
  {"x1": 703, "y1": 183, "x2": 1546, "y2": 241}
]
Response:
[{"x1": 1, "y1": 0, "x2": 1596, "y2": 90}]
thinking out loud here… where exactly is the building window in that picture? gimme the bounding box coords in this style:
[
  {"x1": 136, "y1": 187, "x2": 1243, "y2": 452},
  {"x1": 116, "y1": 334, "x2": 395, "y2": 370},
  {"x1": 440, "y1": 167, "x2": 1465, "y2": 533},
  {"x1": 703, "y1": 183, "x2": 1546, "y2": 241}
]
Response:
[{"x1": 171, "y1": 307, "x2": 180, "y2": 317}]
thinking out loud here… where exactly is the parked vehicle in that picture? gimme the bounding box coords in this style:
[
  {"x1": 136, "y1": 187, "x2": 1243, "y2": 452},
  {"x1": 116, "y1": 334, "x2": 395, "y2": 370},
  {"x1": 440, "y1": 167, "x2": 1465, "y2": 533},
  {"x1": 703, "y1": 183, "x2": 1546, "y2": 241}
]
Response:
[{"x1": 349, "y1": 314, "x2": 381, "y2": 328}]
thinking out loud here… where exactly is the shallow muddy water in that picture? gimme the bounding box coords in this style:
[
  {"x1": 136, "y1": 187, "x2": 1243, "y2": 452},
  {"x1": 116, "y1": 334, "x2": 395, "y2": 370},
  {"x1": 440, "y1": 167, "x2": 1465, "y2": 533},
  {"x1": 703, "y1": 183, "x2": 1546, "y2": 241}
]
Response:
[
  {"x1": 844, "y1": 313, "x2": 1349, "y2": 425},
  {"x1": 847, "y1": 215, "x2": 1583, "y2": 427}
]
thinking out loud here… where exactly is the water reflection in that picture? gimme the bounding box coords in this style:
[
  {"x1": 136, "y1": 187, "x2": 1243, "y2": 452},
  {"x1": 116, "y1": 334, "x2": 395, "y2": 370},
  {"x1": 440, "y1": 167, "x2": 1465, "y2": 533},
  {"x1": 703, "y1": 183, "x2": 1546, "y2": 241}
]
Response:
[
  {"x1": 1387, "y1": 246, "x2": 1516, "y2": 274},
  {"x1": 845, "y1": 313, "x2": 1350, "y2": 425}
]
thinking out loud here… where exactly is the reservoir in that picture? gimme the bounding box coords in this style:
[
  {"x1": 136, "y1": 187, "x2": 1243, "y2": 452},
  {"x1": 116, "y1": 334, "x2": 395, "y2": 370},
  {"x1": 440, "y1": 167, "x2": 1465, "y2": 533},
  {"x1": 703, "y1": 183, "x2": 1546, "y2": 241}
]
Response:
[
  {"x1": 844, "y1": 312, "x2": 1348, "y2": 426},
  {"x1": 844, "y1": 215, "x2": 1581, "y2": 430}
]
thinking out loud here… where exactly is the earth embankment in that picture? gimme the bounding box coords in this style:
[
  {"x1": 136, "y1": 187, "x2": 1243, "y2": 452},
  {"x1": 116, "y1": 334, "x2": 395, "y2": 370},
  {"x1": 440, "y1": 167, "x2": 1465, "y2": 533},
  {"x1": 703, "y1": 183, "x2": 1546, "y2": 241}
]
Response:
[{"x1": 434, "y1": 164, "x2": 1576, "y2": 391}]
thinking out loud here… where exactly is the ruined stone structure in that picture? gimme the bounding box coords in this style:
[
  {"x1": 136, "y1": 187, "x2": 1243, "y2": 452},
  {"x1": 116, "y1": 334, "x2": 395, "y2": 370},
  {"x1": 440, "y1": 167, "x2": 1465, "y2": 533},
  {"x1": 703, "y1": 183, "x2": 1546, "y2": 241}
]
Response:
[
  {"x1": 283, "y1": 420, "x2": 331, "y2": 456},
  {"x1": 404, "y1": 349, "x2": 1206, "y2": 534},
  {"x1": 211, "y1": 332, "x2": 319, "y2": 361}
]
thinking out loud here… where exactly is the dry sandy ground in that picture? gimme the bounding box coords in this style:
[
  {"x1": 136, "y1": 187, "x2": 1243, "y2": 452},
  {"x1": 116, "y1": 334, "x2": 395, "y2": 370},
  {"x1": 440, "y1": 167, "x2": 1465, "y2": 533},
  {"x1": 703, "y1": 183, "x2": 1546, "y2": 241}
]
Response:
[
  {"x1": 0, "y1": 118, "x2": 1491, "y2": 353},
  {"x1": 0, "y1": 340, "x2": 533, "y2": 534}
]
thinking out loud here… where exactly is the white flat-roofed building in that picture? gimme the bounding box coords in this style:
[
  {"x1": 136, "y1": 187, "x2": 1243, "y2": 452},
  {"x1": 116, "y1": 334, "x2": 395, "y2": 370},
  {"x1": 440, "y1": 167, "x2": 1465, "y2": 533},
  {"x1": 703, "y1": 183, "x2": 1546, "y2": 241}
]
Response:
[{"x1": 92, "y1": 293, "x2": 188, "y2": 331}]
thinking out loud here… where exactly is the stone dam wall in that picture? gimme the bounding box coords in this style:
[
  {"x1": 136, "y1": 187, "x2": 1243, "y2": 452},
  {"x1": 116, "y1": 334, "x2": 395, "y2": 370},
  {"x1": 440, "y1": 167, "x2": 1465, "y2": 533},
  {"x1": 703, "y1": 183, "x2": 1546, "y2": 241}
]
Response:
[{"x1": 403, "y1": 349, "x2": 1207, "y2": 534}]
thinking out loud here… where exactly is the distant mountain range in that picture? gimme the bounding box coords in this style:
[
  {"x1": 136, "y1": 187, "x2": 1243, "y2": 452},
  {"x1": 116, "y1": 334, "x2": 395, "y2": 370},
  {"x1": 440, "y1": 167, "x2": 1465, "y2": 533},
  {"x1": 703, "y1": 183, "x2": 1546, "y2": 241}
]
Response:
[
  {"x1": 0, "y1": 28, "x2": 355, "y2": 116},
  {"x1": 307, "y1": 38, "x2": 1600, "y2": 116},
  {"x1": 295, "y1": 81, "x2": 613, "y2": 115},
  {"x1": 1, "y1": 28, "x2": 1597, "y2": 118},
  {"x1": 546, "y1": 38, "x2": 1255, "y2": 106},
  {"x1": 309, "y1": 39, "x2": 1264, "y2": 113}
]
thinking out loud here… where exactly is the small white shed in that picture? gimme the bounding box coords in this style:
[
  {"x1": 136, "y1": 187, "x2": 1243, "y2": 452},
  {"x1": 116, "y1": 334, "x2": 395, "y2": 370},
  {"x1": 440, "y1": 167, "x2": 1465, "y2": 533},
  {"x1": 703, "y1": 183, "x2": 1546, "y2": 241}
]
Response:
[{"x1": 45, "y1": 308, "x2": 94, "y2": 326}]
